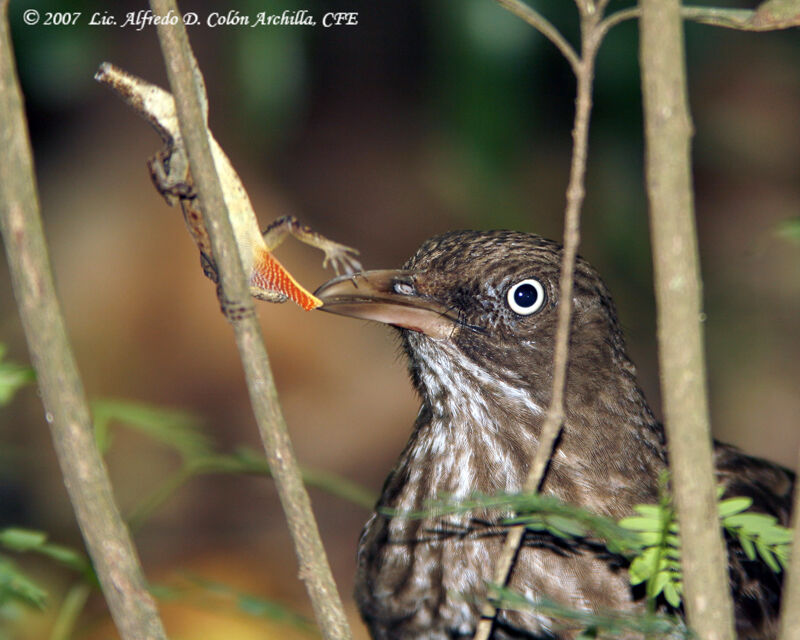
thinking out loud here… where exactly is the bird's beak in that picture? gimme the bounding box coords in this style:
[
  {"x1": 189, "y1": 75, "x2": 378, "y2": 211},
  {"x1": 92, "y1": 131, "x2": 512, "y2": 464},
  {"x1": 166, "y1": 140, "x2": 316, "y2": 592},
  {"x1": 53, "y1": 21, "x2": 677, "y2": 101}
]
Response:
[{"x1": 314, "y1": 270, "x2": 457, "y2": 340}]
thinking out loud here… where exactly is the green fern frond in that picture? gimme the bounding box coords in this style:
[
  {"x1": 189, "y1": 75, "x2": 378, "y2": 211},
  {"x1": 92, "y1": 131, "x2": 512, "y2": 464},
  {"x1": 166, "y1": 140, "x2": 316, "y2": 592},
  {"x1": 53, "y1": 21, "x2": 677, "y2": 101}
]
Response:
[{"x1": 618, "y1": 490, "x2": 792, "y2": 610}]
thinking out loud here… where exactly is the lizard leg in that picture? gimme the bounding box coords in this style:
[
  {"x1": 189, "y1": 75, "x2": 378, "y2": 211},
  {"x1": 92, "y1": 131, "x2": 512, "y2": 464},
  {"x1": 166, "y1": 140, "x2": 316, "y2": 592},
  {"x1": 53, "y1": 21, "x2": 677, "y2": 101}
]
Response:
[{"x1": 262, "y1": 215, "x2": 362, "y2": 276}]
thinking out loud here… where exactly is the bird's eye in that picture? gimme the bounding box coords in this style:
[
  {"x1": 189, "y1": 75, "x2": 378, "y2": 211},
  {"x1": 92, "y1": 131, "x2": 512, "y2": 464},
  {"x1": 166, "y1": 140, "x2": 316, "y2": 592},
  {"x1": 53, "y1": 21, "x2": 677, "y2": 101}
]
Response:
[
  {"x1": 506, "y1": 279, "x2": 546, "y2": 315},
  {"x1": 393, "y1": 281, "x2": 415, "y2": 296}
]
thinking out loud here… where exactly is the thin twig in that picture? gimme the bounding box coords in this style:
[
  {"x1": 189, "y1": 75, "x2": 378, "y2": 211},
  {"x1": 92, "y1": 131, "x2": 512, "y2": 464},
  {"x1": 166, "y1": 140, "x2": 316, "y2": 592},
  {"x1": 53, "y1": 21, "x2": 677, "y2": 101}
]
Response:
[
  {"x1": 493, "y1": 0, "x2": 580, "y2": 75},
  {"x1": 600, "y1": 3, "x2": 800, "y2": 35},
  {"x1": 473, "y1": 5, "x2": 602, "y2": 639},
  {"x1": 683, "y1": 3, "x2": 799, "y2": 29},
  {"x1": 639, "y1": 1, "x2": 736, "y2": 639},
  {"x1": 597, "y1": 7, "x2": 640, "y2": 40},
  {"x1": 0, "y1": 4, "x2": 168, "y2": 640},
  {"x1": 147, "y1": 1, "x2": 352, "y2": 638}
]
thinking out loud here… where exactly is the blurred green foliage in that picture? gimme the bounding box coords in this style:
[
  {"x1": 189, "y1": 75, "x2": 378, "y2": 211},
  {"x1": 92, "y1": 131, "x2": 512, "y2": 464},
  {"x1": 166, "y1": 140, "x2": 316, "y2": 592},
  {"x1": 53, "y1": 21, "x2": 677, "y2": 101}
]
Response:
[
  {"x1": 776, "y1": 217, "x2": 800, "y2": 243},
  {"x1": 157, "y1": 574, "x2": 317, "y2": 634},
  {"x1": 0, "y1": 526, "x2": 92, "y2": 629},
  {"x1": 0, "y1": 344, "x2": 34, "y2": 407},
  {"x1": 231, "y1": 0, "x2": 311, "y2": 147},
  {"x1": 0, "y1": 350, "x2": 368, "y2": 637},
  {"x1": 91, "y1": 398, "x2": 210, "y2": 457},
  {"x1": 9, "y1": 0, "x2": 104, "y2": 112},
  {"x1": 424, "y1": 0, "x2": 545, "y2": 227},
  {"x1": 1, "y1": 388, "x2": 372, "y2": 638}
]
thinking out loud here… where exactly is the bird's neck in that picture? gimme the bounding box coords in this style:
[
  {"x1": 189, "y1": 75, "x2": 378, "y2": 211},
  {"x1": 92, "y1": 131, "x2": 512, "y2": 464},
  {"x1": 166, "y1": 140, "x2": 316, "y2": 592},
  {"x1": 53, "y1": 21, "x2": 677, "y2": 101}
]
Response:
[{"x1": 386, "y1": 340, "x2": 667, "y2": 517}]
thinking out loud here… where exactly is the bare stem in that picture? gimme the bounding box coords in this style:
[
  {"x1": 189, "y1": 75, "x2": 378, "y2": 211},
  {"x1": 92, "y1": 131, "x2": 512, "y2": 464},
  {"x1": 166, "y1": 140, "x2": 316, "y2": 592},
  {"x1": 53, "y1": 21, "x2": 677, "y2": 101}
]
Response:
[
  {"x1": 601, "y1": 3, "x2": 800, "y2": 35},
  {"x1": 0, "y1": 4, "x2": 167, "y2": 640},
  {"x1": 473, "y1": 6, "x2": 602, "y2": 639},
  {"x1": 147, "y1": 1, "x2": 351, "y2": 638},
  {"x1": 639, "y1": 1, "x2": 735, "y2": 639}
]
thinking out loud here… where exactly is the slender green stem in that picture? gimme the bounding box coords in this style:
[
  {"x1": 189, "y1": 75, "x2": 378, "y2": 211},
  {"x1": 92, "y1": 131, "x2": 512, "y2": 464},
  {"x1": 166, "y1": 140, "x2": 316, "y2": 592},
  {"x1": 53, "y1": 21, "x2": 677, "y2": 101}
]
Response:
[
  {"x1": 50, "y1": 582, "x2": 93, "y2": 640},
  {"x1": 128, "y1": 467, "x2": 195, "y2": 533},
  {"x1": 298, "y1": 466, "x2": 377, "y2": 511}
]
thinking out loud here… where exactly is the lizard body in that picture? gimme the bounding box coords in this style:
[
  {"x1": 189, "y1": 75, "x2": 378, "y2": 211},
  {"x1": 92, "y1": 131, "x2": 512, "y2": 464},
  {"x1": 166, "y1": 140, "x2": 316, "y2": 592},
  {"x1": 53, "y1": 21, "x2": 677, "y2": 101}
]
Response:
[{"x1": 95, "y1": 62, "x2": 360, "y2": 310}]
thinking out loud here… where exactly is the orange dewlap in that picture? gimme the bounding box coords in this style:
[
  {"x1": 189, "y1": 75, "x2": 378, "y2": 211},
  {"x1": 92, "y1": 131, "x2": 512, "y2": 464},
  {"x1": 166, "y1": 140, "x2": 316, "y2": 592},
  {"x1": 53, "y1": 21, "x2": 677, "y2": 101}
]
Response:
[{"x1": 252, "y1": 249, "x2": 322, "y2": 311}]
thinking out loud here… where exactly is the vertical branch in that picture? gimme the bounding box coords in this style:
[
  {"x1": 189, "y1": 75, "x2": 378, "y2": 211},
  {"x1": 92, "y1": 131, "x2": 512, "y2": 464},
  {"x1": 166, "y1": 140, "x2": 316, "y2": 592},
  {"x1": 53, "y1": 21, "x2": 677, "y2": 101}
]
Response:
[
  {"x1": 638, "y1": 1, "x2": 735, "y2": 639},
  {"x1": 474, "y1": 5, "x2": 602, "y2": 639},
  {"x1": 147, "y1": 1, "x2": 352, "y2": 638},
  {"x1": 0, "y1": 4, "x2": 168, "y2": 640}
]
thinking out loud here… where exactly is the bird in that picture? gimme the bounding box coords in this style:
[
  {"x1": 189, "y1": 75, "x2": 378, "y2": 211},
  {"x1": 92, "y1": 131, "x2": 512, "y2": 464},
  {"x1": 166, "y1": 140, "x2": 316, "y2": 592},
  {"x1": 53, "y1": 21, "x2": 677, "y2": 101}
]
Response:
[{"x1": 314, "y1": 230, "x2": 794, "y2": 640}]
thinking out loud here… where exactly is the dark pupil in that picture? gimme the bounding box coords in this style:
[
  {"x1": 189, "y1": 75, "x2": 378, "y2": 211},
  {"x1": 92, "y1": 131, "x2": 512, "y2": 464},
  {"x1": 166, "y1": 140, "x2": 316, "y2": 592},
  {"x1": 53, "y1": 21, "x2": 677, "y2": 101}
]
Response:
[{"x1": 514, "y1": 283, "x2": 539, "y2": 308}]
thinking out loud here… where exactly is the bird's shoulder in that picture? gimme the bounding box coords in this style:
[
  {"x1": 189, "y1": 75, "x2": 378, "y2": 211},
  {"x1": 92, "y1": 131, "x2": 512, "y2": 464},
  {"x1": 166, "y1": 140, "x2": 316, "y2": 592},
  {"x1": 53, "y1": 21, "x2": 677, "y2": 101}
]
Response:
[{"x1": 713, "y1": 441, "x2": 794, "y2": 525}]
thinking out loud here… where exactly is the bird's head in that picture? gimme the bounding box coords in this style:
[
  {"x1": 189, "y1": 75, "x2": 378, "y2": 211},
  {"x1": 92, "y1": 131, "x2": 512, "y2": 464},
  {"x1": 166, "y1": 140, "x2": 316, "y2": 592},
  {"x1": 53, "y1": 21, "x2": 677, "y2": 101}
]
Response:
[
  {"x1": 316, "y1": 230, "x2": 663, "y2": 503},
  {"x1": 315, "y1": 230, "x2": 630, "y2": 415}
]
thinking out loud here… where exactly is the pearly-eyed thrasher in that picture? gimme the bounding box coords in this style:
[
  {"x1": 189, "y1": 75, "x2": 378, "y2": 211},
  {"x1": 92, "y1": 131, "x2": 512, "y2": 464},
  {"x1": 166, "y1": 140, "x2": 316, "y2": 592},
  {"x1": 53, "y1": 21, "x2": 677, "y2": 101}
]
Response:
[{"x1": 314, "y1": 230, "x2": 793, "y2": 640}]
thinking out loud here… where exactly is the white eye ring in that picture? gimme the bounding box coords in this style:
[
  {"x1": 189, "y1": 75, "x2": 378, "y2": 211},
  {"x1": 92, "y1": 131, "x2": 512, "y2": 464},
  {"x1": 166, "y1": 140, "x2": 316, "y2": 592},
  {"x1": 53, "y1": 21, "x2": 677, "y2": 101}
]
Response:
[{"x1": 506, "y1": 279, "x2": 546, "y2": 315}]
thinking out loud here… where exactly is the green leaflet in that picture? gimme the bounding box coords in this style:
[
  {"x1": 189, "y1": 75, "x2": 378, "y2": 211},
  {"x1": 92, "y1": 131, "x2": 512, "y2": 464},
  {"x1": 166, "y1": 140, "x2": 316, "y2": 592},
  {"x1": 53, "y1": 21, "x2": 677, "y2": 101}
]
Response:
[
  {"x1": 0, "y1": 554, "x2": 48, "y2": 610},
  {"x1": 618, "y1": 490, "x2": 792, "y2": 609}
]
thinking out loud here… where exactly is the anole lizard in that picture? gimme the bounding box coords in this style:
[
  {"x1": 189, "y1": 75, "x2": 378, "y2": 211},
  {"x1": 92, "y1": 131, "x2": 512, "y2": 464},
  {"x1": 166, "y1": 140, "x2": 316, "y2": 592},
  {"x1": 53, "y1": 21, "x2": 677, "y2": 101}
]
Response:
[{"x1": 95, "y1": 62, "x2": 360, "y2": 311}]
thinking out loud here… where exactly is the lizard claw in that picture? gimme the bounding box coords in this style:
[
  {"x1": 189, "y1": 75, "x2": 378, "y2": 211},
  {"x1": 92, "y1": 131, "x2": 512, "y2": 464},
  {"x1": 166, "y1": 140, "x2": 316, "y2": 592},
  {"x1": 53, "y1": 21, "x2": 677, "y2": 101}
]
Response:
[{"x1": 322, "y1": 243, "x2": 362, "y2": 277}]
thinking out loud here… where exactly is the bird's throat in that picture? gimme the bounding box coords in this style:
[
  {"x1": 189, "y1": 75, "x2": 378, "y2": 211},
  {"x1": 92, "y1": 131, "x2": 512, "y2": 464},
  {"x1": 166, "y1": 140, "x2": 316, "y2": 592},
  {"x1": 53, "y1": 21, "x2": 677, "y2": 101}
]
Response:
[
  {"x1": 390, "y1": 339, "x2": 544, "y2": 507},
  {"x1": 391, "y1": 334, "x2": 666, "y2": 516}
]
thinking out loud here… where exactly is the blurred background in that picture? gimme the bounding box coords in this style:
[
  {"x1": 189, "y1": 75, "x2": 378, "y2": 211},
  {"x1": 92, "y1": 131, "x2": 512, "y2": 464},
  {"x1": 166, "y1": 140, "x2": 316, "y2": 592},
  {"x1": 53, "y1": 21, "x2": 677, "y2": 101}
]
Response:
[{"x1": 1, "y1": 0, "x2": 798, "y2": 638}]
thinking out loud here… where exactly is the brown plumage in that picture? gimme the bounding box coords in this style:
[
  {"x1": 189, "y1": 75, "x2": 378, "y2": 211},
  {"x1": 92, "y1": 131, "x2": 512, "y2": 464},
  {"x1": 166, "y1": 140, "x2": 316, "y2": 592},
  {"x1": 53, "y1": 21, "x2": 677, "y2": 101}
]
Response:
[{"x1": 315, "y1": 230, "x2": 794, "y2": 639}]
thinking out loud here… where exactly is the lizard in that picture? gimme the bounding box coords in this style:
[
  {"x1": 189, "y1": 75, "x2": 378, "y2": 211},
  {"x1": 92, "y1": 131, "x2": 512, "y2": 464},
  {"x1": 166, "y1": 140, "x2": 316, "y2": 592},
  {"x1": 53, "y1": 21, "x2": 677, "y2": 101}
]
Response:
[{"x1": 94, "y1": 62, "x2": 360, "y2": 311}]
